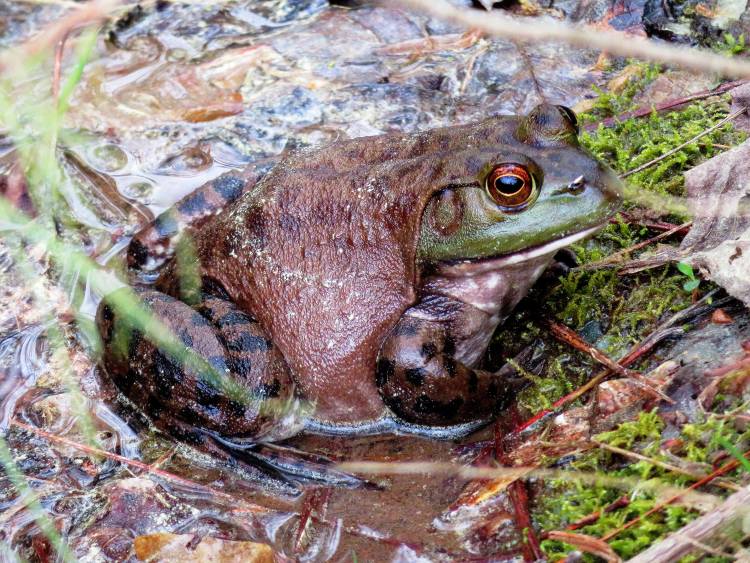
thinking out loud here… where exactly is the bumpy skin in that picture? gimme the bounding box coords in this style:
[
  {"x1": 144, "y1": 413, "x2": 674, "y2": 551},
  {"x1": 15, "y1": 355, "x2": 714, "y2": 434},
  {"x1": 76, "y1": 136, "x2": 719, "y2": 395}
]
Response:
[
  {"x1": 98, "y1": 104, "x2": 622, "y2": 439},
  {"x1": 97, "y1": 288, "x2": 297, "y2": 438}
]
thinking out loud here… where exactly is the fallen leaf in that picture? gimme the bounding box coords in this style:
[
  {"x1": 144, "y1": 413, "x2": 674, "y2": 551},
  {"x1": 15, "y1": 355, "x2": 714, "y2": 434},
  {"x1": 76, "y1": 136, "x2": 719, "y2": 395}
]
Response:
[
  {"x1": 711, "y1": 308, "x2": 734, "y2": 324},
  {"x1": 133, "y1": 533, "x2": 276, "y2": 563}
]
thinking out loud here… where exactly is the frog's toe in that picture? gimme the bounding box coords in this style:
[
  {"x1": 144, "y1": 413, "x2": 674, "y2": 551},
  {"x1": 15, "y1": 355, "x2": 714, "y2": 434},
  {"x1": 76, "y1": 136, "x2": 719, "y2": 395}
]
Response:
[{"x1": 211, "y1": 438, "x2": 377, "y2": 490}]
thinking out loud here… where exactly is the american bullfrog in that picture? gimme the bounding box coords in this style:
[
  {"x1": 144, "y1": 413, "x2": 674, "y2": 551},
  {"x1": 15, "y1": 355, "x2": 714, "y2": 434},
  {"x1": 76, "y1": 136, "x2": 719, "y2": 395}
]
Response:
[{"x1": 96, "y1": 104, "x2": 622, "y2": 449}]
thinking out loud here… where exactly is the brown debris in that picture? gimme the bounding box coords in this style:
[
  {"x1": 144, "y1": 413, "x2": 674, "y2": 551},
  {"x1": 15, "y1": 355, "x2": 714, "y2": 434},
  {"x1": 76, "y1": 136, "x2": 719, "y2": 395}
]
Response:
[
  {"x1": 710, "y1": 309, "x2": 734, "y2": 324},
  {"x1": 133, "y1": 533, "x2": 276, "y2": 563}
]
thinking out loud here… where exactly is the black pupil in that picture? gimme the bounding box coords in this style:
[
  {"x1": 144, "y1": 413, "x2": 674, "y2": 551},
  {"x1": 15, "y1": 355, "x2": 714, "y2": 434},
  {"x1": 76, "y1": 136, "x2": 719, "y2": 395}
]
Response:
[{"x1": 495, "y1": 175, "x2": 525, "y2": 195}]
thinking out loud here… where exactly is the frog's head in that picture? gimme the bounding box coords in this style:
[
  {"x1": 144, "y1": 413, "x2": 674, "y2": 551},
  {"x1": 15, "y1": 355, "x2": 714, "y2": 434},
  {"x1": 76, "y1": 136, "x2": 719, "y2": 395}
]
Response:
[{"x1": 417, "y1": 104, "x2": 623, "y2": 266}]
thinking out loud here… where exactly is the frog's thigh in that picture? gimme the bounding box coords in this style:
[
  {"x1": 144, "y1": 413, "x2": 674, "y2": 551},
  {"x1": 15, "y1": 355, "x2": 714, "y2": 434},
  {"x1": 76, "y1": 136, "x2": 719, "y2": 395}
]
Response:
[
  {"x1": 97, "y1": 289, "x2": 290, "y2": 438},
  {"x1": 195, "y1": 295, "x2": 295, "y2": 401},
  {"x1": 376, "y1": 301, "x2": 513, "y2": 426}
]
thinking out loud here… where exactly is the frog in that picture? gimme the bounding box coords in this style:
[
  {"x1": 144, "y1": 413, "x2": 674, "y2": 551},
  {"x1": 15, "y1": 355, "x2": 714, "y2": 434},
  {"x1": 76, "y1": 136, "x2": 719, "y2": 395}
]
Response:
[{"x1": 96, "y1": 103, "x2": 622, "y2": 456}]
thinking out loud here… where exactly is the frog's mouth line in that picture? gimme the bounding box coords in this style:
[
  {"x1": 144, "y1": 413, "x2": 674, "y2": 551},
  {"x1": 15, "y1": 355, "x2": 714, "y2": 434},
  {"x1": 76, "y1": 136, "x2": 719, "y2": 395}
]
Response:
[{"x1": 440, "y1": 223, "x2": 604, "y2": 275}]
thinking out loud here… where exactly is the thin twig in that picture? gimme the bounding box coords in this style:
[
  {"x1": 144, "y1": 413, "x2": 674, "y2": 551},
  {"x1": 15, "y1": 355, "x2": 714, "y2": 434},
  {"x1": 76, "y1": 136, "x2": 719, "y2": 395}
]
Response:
[
  {"x1": 621, "y1": 107, "x2": 746, "y2": 178},
  {"x1": 587, "y1": 80, "x2": 747, "y2": 130},
  {"x1": 592, "y1": 440, "x2": 740, "y2": 492},
  {"x1": 563, "y1": 495, "x2": 630, "y2": 531},
  {"x1": 627, "y1": 477, "x2": 750, "y2": 562},
  {"x1": 399, "y1": 0, "x2": 750, "y2": 79},
  {"x1": 601, "y1": 449, "x2": 750, "y2": 542},
  {"x1": 506, "y1": 290, "x2": 722, "y2": 442},
  {"x1": 578, "y1": 221, "x2": 692, "y2": 271},
  {"x1": 548, "y1": 321, "x2": 675, "y2": 404}
]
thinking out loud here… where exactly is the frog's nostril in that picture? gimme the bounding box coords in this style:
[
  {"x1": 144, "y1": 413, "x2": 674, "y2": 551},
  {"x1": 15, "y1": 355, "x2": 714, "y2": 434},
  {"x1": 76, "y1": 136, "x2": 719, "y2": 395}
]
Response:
[{"x1": 568, "y1": 175, "x2": 586, "y2": 193}]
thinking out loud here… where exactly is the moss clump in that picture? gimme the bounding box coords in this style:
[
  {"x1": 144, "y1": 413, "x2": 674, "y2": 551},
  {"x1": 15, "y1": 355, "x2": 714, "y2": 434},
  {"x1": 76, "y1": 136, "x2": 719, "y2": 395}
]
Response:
[
  {"x1": 582, "y1": 99, "x2": 746, "y2": 201},
  {"x1": 582, "y1": 63, "x2": 661, "y2": 121},
  {"x1": 535, "y1": 411, "x2": 750, "y2": 561}
]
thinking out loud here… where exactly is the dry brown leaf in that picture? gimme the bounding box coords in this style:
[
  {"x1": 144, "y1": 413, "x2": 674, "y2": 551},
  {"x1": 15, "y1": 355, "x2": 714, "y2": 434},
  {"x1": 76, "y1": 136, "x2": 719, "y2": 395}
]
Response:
[
  {"x1": 546, "y1": 530, "x2": 622, "y2": 562},
  {"x1": 133, "y1": 533, "x2": 275, "y2": 563},
  {"x1": 678, "y1": 138, "x2": 750, "y2": 307}
]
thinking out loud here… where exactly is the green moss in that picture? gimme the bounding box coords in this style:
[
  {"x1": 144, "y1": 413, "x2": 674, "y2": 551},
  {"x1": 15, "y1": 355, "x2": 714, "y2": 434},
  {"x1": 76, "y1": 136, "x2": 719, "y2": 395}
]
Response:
[
  {"x1": 582, "y1": 63, "x2": 661, "y2": 121},
  {"x1": 596, "y1": 411, "x2": 664, "y2": 449},
  {"x1": 511, "y1": 68, "x2": 750, "y2": 559},
  {"x1": 534, "y1": 409, "x2": 750, "y2": 560},
  {"x1": 582, "y1": 99, "x2": 746, "y2": 203}
]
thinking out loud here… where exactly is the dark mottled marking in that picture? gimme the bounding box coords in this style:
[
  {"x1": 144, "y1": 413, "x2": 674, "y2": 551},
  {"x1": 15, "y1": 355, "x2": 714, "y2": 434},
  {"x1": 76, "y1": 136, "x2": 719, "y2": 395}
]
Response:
[
  {"x1": 231, "y1": 357, "x2": 253, "y2": 375},
  {"x1": 375, "y1": 358, "x2": 395, "y2": 388},
  {"x1": 200, "y1": 278, "x2": 231, "y2": 299},
  {"x1": 443, "y1": 336, "x2": 456, "y2": 356},
  {"x1": 154, "y1": 211, "x2": 178, "y2": 238},
  {"x1": 153, "y1": 351, "x2": 181, "y2": 398},
  {"x1": 178, "y1": 405, "x2": 201, "y2": 426},
  {"x1": 196, "y1": 379, "x2": 222, "y2": 407},
  {"x1": 256, "y1": 378, "x2": 281, "y2": 399},
  {"x1": 413, "y1": 395, "x2": 463, "y2": 420},
  {"x1": 227, "y1": 333, "x2": 271, "y2": 353},
  {"x1": 225, "y1": 398, "x2": 247, "y2": 418},
  {"x1": 177, "y1": 191, "x2": 208, "y2": 215},
  {"x1": 213, "y1": 175, "x2": 244, "y2": 201},
  {"x1": 420, "y1": 343, "x2": 437, "y2": 360},
  {"x1": 443, "y1": 357, "x2": 457, "y2": 377},
  {"x1": 146, "y1": 395, "x2": 164, "y2": 418},
  {"x1": 404, "y1": 367, "x2": 427, "y2": 386},
  {"x1": 468, "y1": 371, "x2": 478, "y2": 393},
  {"x1": 128, "y1": 238, "x2": 149, "y2": 267},
  {"x1": 192, "y1": 311, "x2": 208, "y2": 326},
  {"x1": 216, "y1": 311, "x2": 251, "y2": 327},
  {"x1": 179, "y1": 329, "x2": 193, "y2": 347}
]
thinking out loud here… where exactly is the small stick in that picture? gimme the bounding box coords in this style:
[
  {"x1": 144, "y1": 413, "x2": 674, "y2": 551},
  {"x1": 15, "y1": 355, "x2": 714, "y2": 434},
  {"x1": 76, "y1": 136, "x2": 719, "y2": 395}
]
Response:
[
  {"x1": 592, "y1": 440, "x2": 740, "y2": 492},
  {"x1": 548, "y1": 321, "x2": 675, "y2": 404},
  {"x1": 578, "y1": 221, "x2": 692, "y2": 271},
  {"x1": 621, "y1": 107, "x2": 746, "y2": 178},
  {"x1": 601, "y1": 449, "x2": 750, "y2": 543},
  {"x1": 562, "y1": 495, "x2": 630, "y2": 531},
  {"x1": 505, "y1": 290, "x2": 721, "y2": 442},
  {"x1": 52, "y1": 30, "x2": 71, "y2": 104},
  {"x1": 614, "y1": 212, "x2": 692, "y2": 235},
  {"x1": 509, "y1": 480, "x2": 544, "y2": 561},
  {"x1": 587, "y1": 80, "x2": 747, "y2": 130},
  {"x1": 626, "y1": 482, "x2": 750, "y2": 562}
]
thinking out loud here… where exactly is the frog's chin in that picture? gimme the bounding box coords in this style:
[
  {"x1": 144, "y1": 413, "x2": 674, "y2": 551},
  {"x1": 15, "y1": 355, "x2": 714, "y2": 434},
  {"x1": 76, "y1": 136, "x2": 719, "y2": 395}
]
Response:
[{"x1": 444, "y1": 223, "x2": 604, "y2": 275}]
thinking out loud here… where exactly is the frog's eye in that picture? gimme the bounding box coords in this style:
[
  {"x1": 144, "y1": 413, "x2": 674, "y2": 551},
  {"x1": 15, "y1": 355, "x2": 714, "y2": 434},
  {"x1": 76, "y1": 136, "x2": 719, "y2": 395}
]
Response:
[
  {"x1": 556, "y1": 105, "x2": 579, "y2": 134},
  {"x1": 486, "y1": 164, "x2": 536, "y2": 211}
]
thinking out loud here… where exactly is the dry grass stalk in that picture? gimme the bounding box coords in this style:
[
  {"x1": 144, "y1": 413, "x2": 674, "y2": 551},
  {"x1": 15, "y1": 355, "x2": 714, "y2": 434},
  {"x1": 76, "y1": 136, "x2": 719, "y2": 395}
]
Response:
[{"x1": 399, "y1": 0, "x2": 750, "y2": 79}]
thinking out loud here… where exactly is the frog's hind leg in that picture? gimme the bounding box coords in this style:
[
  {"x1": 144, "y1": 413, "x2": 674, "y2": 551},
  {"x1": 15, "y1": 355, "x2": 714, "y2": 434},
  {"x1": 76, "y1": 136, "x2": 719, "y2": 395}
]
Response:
[
  {"x1": 97, "y1": 288, "x2": 369, "y2": 488},
  {"x1": 128, "y1": 157, "x2": 278, "y2": 271},
  {"x1": 96, "y1": 288, "x2": 296, "y2": 439}
]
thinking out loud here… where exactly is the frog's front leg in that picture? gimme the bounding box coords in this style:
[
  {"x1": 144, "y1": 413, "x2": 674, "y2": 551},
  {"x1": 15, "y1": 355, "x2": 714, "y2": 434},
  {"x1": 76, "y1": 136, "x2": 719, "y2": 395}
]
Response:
[
  {"x1": 128, "y1": 157, "x2": 278, "y2": 271},
  {"x1": 376, "y1": 294, "x2": 516, "y2": 426}
]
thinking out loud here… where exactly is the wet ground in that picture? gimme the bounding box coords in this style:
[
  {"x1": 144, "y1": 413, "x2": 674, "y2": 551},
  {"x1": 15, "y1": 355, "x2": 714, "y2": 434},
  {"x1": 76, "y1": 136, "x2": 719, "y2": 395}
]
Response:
[{"x1": 2, "y1": 0, "x2": 749, "y2": 561}]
